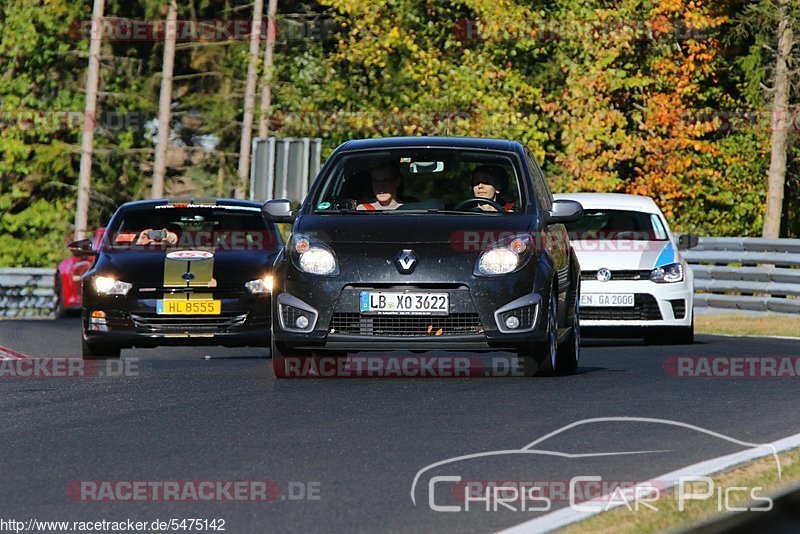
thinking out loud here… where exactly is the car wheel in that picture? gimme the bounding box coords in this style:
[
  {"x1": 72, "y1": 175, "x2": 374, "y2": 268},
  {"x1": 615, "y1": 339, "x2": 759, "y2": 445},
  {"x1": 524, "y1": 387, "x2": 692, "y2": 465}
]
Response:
[
  {"x1": 645, "y1": 320, "x2": 694, "y2": 345},
  {"x1": 555, "y1": 281, "x2": 580, "y2": 375},
  {"x1": 518, "y1": 287, "x2": 558, "y2": 377},
  {"x1": 81, "y1": 339, "x2": 121, "y2": 360},
  {"x1": 54, "y1": 278, "x2": 68, "y2": 319},
  {"x1": 271, "y1": 339, "x2": 313, "y2": 379},
  {"x1": 271, "y1": 338, "x2": 289, "y2": 379}
]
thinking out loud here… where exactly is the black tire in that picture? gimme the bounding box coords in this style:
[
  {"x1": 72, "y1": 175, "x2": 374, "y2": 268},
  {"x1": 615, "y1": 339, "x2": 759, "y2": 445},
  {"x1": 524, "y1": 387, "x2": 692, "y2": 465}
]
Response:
[
  {"x1": 82, "y1": 339, "x2": 121, "y2": 360},
  {"x1": 54, "y1": 278, "x2": 68, "y2": 319},
  {"x1": 556, "y1": 280, "x2": 581, "y2": 375},
  {"x1": 518, "y1": 286, "x2": 558, "y2": 377},
  {"x1": 271, "y1": 338, "x2": 288, "y2": 379},
  {"x1": 645, "y1": 320, "x2": 694, "y2": 345},
  {"x1": 271, "y1": 339, "x2": 314, "y2": 378}
]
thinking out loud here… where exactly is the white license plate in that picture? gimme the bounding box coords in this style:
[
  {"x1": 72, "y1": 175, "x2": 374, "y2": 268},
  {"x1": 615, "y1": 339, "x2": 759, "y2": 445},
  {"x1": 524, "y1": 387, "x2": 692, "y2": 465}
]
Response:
[
  {"x1": 360, "y1": 291, "x2": 449, "y2": 315},
  {"x1": 580, "y1": 293, "x2": 635, "y2": 307}
]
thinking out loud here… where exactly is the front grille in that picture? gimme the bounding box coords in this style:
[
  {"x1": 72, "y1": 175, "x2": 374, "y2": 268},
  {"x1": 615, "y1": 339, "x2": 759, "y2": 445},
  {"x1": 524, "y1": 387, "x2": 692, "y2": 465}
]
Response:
[
  {"x1": 581, "y1": 270, "x2": 651, "y2": 281},
  {"x1": 130, "y1": 312, "x2": 248, "y2": 334},
  {"x1": 581, "y1": 294, "x2": 662, "y2": 321},
  {"x1": 329, "y1": 313, "x2": 482, "y2": 336},
  {"x1": 669, "y1": 299, "x2": 686, "y2": 319}
]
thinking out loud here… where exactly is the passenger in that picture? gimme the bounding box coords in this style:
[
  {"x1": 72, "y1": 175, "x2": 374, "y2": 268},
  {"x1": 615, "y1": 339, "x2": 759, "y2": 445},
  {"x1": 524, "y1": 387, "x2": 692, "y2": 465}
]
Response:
[
  {"x1": 135, "y1": 227, "x2": 178, "y2": 246},
  {"x1": 471, "y1": 165, "x2": 515, "y2": 212},
  {"x1": 356, "y1": 162, "x2": 404, "y2": 211}
]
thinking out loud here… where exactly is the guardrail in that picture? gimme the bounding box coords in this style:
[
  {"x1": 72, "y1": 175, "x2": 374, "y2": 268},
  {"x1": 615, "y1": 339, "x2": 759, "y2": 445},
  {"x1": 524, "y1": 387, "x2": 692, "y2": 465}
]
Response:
[
  {"x1": 684, "y1": 237, "x2": 800, "y2": 314},
  {"x1": 0, "y1": 268, "x2": 55, "y2": 318}
]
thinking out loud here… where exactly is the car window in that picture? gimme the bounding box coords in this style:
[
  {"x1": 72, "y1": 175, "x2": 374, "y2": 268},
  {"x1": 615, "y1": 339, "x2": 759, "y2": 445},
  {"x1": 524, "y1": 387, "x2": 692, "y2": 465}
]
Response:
[
  {"x1": 312, "y1": 148, "x2": 526, "y2": 214},
  {"x1": 565, "y1": 209, "x2": 669, "y2": 241},
  {"x1": 650, "y1": 214, "x2": 668, "y2": 240},
  {"x1": 525, "y1": 149, "x2": 551, "y2": 211},
  {"x1": 105, "y1": 206, "x2": 280, "y2": 251}
]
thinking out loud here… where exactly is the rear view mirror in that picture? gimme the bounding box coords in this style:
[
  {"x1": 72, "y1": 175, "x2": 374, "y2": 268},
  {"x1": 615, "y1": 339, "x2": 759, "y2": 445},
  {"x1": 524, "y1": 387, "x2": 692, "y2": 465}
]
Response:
[
  {"x1": 68, "y1": 238, "x2": 95, "y2": 257},
  {"x1": 547, "y1": 199, "x2": 584, "y2": 225},
  {"x1": 262, "y1": 199, "x2": 296, "y2": 223},
  {"x1": 677, "y1": 233, "x2": 700, "y2": 250},
  {"x1": 408, "y1": 161, "x2": 445, "y2": 173}
]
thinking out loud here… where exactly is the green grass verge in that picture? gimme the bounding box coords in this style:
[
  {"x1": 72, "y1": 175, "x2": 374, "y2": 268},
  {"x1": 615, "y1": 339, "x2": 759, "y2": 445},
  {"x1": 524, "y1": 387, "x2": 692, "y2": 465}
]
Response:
[
  {"x1": 696, "y1": 314, "x2": 800, "y2": 338},
  {"x1": 558, "y1": 448, "x2": 800, "y2": 534}
]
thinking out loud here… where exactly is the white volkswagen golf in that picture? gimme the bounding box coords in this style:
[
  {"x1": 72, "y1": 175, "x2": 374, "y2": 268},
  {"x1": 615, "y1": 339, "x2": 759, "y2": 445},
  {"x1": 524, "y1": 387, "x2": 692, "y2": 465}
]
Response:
[{"x1": 554, "y1": 193, "x2": 694, "y2": 344}]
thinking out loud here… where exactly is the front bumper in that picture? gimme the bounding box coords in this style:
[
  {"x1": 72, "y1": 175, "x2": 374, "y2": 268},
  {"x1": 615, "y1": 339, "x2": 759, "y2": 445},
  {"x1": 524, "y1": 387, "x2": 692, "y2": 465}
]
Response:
[
  {"x1": 272, "y1": 273, "x2": 556, "y2": 353},
  {"x1": 579, "y1": 279, "x2": 694, "y2": 328},
  {"x1": 82, "y1": 290, "x2": 272, "y2": 348}
]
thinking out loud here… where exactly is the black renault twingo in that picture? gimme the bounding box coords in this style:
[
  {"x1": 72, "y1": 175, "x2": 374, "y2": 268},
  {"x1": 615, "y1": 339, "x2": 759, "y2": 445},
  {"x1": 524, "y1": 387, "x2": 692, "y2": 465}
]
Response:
[{"x1": 263, "y1": 137, "x2": 583, "y2": 377}]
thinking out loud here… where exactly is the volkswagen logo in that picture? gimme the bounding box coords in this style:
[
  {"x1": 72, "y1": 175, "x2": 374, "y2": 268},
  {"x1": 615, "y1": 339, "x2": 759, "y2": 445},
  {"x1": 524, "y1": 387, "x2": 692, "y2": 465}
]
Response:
[
  {"x1": 395, "y1": 250, "x2": 417, "y2": 274},
  {"x1": 596, "y1": 268, "x2": 612, "y2": 282}
]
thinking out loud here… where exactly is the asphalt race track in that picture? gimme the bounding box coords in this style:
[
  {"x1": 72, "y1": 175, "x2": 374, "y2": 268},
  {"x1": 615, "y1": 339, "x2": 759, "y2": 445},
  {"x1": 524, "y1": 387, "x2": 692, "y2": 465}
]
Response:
[{"x1": 1, "y1": 318, "x2": 799, "y2": 533}]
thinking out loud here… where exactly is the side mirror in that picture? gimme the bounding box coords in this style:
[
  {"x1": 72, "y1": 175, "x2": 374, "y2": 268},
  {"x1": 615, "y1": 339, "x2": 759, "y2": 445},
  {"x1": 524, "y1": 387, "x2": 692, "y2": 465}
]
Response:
[
  {"x1": 677, "y1": 233, "x2": 699, "y2": 250},
  {"x1": 68, "y1": 238, "x2": 95, "y2": 257},
  {"x1": 262, "y1": 199, "x2": 296, "y2": 223},
  {"x1": 547, "y1": 199, "x2": 584, "y2": 225}
]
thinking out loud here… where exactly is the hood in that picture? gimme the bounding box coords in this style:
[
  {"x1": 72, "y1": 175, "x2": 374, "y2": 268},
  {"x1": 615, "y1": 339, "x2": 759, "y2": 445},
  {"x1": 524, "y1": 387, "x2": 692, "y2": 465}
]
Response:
[
  {"x1": 93, "y1": 249, "x2": 278, "y2": 289},
  {"x1": 295, "y1": 214, "x2": 534, "y2": 245},
  {"x1": 571, "y1": 240, "x2": 678, "y2": 271}
]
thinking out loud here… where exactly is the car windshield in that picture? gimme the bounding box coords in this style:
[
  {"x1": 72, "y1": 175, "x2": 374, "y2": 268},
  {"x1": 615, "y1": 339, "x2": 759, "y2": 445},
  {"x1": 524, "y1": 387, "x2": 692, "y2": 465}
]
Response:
[
  {"x1": 103, "y1": 205, "x2": 279, "y2": 251},
  {"x1": 311, "y1": 148, "x2": 526, "y2": 214},
  {"x1": 565, "y1": 209, "x2": 668, "y2": 241}
]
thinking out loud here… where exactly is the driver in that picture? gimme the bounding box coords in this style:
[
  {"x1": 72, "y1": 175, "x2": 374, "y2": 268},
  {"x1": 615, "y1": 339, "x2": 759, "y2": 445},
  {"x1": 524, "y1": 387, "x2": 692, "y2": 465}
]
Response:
[
  {"x1": 356, "y1": 162, "x2": 404, "y2": 211},
  {"x1": 470, "y1": 165, "x2": 515, "y2": 212}
]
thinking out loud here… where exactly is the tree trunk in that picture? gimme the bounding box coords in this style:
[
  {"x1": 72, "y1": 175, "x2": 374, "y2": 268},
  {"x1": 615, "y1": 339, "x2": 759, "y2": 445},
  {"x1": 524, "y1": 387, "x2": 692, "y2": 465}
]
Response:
[
  {"x1": 762, "y1": 0, "x2": 794, "y2": 238},
  {"x1": 74, "y1": 0, "x2": 105, "y2": 241},
  {"x1": 258, "y1": 0, "x2": 279, "y2": 138},
  {"x1": 236, "y1": 0, "x2": 265, "y2": 199},
  {"x1": 152, "y1": 0, "x2": 179, "y2": 199}
]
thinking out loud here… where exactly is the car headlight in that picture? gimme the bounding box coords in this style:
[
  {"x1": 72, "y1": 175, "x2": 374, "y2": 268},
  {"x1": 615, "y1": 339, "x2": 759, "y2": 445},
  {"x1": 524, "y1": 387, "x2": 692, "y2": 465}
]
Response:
[
  {"x1": 290, "y1": 234, "x2": 339, "y2": 276},
  {"x1": 94, "y1": 276, "x2": 132, "y2": 295},
  {"x1": 474, "y1": 234, "x2": 532, "y2": 276},
  {"x1": 245, "y1": 275, "x2": 273, "y2": 294},
  {"x1": 650, "y1": 262, "x2": 684, "y2": 283}
]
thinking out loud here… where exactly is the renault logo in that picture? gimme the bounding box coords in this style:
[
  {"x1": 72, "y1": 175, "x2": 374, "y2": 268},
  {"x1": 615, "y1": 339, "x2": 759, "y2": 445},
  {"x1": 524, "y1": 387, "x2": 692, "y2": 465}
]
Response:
[
  {"x1": 395, "y1": 250, "x2": 417, "y2": 274},
  {"x1": 596, "y1": 268, "x2": 612, "y2": 282}
]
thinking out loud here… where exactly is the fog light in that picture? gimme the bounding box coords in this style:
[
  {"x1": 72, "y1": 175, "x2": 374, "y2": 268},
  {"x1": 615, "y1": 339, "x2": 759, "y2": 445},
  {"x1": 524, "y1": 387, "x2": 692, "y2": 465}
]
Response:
[
  {"x1": 505, "y1": 316, "x2": 520, "y2": 330},
  {"x1": 295, "y1": 315, "x2": 310, "y2": 329},
  {"x1": 91, "y1": 310, "x2": 106, "y2": 318}
]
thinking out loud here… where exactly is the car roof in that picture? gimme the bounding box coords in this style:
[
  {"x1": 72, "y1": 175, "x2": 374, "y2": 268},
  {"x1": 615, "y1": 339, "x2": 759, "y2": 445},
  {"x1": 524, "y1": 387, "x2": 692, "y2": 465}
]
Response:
[
  {"x1": 335, "y1": 136, "x2": 521, "y2": 152},
  {"x1": 553, "y1": 193, "x2": 662, "y2": 215},
  {"x1": 118, "y1": 198, "x2": 262, "y2": 210}
]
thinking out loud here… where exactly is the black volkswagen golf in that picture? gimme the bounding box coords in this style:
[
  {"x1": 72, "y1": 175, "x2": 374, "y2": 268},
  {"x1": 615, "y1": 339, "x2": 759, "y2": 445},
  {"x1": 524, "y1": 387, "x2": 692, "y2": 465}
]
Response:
[
  {"x1": 75, "y1": 198, "x2": 282, "y2": 359},
  {"x1": 263, "y1": 137, "x2": 584, "y2": 377}
]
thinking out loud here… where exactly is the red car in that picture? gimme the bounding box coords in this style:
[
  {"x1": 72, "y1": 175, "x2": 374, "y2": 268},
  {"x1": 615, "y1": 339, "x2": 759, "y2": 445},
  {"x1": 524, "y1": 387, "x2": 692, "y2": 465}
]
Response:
[{"x1": 55, "y1": 228, "x2": 105, "y2": 318}]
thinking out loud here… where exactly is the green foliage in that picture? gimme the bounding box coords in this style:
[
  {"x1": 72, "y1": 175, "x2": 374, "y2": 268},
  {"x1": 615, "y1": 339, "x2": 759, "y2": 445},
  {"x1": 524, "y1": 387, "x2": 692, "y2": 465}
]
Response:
[{"x1": 0, "y1": 0, "x2": 794, "y2": 266}]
